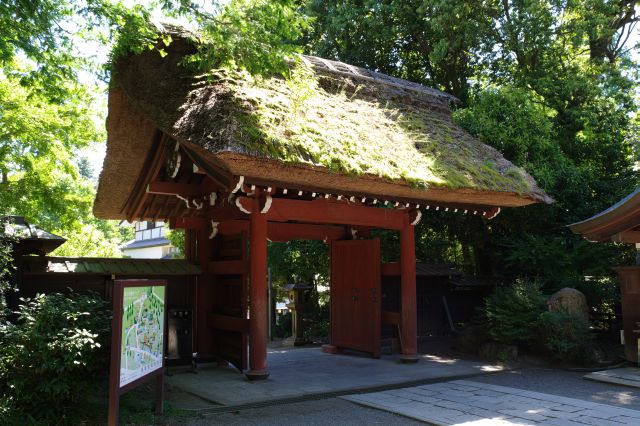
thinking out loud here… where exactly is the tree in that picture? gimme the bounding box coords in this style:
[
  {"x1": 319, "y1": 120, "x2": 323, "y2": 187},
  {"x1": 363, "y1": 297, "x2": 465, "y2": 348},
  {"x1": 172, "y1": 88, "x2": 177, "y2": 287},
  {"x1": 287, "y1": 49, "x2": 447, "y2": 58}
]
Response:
[
  {"x1": 0, "y1": 1, "x2": 152, "y2": 255},
  {"x1": 306, "y1": 0, "x2": 639, "y2": 302}
]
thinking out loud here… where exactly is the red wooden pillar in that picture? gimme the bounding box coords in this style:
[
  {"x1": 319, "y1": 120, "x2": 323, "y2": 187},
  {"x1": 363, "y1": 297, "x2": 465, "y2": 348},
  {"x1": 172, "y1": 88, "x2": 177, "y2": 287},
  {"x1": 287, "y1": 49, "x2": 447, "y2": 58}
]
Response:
[
  {"x1": 195, "y1": 229, "x2": 215, "y2": 358},
  {"x1": 400, "y1": 214, "x2": 419, "y2": 362},
  {"x1": 246, "y1": 196, "x2": 270, "y2": 380}
]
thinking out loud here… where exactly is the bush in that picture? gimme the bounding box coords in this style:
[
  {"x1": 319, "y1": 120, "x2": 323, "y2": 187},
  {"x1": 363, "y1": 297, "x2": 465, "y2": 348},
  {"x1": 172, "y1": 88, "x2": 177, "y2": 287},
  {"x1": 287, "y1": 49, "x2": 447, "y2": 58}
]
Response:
[
  {"x1": 303, "y1": 319, "x2": 329, "y2": 342},
  {"x1": 538, "y1": 311, "x2": 593, "y2": 365},
  {"x1": 0, "y1": 292, "x2": 110, "y2": 424},
  {"x1": 479, "y1": 279, "x2": 547, "y2": 346},
  {"x1": 273, "y1": 312, "x2": 292, "y2": 339},
  {"x1": 0, "y1": 222, "x2": 16, "y2": 315}
]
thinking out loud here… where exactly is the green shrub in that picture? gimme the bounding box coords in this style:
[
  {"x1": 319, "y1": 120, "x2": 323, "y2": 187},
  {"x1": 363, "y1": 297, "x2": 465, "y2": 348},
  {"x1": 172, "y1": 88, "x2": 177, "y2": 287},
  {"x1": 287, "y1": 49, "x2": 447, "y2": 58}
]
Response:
[
  {"x1": 538, "y1": 311, "x2": 593, "y2": 365},
  {"x1": 0, "y1": 292, "x2": 110, "y2": 424},
  {"x1": 273, "y1": 312, "x2": 292, "y2": 339},
  {"x1": 479, "y1": 279, "x2": 547, "y2": 346},
  {"x1": 303, "y1": 319, "x2": 329, "y2": 342},
  {"x1": 0, "y1": 222, "x2": 16, "y2": 315}
]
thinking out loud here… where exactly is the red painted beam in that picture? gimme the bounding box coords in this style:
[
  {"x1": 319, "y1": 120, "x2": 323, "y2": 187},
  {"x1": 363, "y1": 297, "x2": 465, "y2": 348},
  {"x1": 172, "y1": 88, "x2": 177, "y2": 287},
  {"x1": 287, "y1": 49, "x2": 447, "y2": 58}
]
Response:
[
  {"x1": 218, "y1": 220, "x2": 346, "y2": 242},
  {"x1": 381, "y1": 262, "x2": 401, "y2": 276},
  {"x1": 268, "y1": 222, "x2": 346, "y2": 242},
  {"x1": 170, "y1": 217, "x2": 209, "y2": 230},
  {"x1": 237, "y1": 197, "x2": 406, "y2": 229}
]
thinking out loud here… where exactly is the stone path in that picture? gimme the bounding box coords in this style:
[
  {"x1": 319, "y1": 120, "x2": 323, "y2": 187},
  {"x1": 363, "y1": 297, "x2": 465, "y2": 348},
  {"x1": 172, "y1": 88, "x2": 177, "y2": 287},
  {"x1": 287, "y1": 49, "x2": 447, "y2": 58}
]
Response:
[
  {"x1": 168, "y1": 347, "x2": 508, "y2": 406},
  {"x1": 584, "y1": 368, "x2": 640, "y2": 390},
  {"x1": 342, "y1": 379, "x2": 640, "y2": 425}
]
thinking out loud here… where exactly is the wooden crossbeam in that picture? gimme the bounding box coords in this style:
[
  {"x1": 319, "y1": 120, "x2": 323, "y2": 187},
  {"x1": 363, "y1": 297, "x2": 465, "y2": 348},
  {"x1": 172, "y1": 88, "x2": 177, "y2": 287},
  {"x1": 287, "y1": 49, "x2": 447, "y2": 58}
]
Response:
[
  {"x1": 170, "y1": 217, "x2": 347, "y2": 242},
  {"x1": 147, "y1": 181, "x2": 202, "y2": 197},
  {"x1": 236, "y1": 197, "x2": 408, "y2": 230},
  {"x1": 611, "y1": 231, "x2": 640, "y2": 244}
]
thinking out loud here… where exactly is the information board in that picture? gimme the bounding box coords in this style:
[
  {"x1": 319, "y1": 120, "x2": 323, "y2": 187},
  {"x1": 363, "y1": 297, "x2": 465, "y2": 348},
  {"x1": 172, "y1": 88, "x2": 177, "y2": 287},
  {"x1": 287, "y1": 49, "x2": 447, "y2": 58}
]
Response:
[
  {"x1": 108, "y1": 280, "x2": 166, "y2": 425},
  {"x1": 120, "y1": 285, "x2": 165, "y2": 387}
]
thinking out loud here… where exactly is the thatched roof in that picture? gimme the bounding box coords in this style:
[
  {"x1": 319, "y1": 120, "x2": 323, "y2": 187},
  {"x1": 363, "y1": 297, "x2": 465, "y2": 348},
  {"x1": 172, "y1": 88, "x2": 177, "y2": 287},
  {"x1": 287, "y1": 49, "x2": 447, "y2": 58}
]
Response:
[{"x1": 94, "y1": 25, "x2": 550, "y2": 220}]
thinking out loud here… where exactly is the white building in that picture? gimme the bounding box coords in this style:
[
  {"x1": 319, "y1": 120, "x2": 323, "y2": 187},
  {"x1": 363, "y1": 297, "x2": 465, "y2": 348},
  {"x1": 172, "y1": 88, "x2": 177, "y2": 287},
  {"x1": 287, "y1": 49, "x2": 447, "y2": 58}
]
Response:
[{"x1": 121, "y1": 221, "x2": 178, "y2": 259}]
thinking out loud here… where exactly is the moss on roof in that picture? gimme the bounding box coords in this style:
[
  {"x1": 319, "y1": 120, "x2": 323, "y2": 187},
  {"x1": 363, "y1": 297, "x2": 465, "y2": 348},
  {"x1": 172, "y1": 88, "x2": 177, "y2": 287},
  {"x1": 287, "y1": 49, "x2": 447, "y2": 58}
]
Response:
[{"x1": 112, "y1": 28, "x2": 549, "y2": 202}]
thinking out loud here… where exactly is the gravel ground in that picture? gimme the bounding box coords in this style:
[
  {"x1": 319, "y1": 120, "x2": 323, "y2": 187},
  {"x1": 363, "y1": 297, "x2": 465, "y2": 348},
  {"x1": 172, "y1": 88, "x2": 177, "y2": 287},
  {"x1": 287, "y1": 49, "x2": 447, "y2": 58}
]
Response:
[{"x1": 178, "y1": 398, "x2": 423, "y2": 425}]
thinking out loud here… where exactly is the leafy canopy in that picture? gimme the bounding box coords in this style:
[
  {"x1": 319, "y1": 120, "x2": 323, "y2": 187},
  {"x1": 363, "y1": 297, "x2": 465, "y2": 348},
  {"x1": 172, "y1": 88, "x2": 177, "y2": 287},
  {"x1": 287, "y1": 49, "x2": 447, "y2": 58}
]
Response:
[{"x1": 307, "y1": 0, "x2": 639, "y2": 305}]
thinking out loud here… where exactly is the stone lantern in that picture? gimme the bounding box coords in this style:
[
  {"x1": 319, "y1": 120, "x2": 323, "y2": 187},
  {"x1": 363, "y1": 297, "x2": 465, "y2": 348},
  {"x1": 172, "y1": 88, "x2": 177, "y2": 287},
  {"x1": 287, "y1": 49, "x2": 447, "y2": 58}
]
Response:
[{"x1": 283, "y1": 283, "x2": 312, "y2": 346}]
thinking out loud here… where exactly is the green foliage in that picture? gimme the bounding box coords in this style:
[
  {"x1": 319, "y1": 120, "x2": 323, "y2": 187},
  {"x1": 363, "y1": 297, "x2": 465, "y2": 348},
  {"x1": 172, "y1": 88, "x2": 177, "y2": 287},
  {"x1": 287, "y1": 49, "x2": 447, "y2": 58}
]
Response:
[
  {"x1": 479, "y1": 280, "x2": 547, "y2": 346},
  {"x1": 455, "y1": 85, "x2": 636, "y2": 291},
  {"x1": 477, "y1": 281, "x2": 598, "y2": 364},
  {"x1": 0, "y1": 221, "x2": 16, "y2": 314},
  {"x1": 0, "y1": 292, "x2": 111, "y2": 424},
  {"x1": 166, "y1": 228, "x2": 186, "y2": 258},
  {"x1": 190, "y1": 0, "x2": 311, "y2": 76},
  {"x1": 302, "y1": 302, "x2": 329, "y2": 342},
  {"x1": 0, "y1": 1, "x2": 149, "y2": 256},
  {"x1": 268, "y1": 240, "x2": 328, "y2": 290},
  {"x1": 273, "y1": 311, "x2": 292, "y2": 338},
  {"x1": 307, "y1": 0, "x2": 639, "y2": 296},
  {"x1": 538, "y1": 311, "x2": 593, "y2": 364}
]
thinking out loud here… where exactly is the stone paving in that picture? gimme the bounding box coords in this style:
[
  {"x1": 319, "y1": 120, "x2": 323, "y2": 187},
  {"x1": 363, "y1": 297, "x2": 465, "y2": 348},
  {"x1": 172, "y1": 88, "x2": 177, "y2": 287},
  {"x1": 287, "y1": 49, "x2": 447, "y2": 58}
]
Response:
[
  {"x1": 167, "y1": 347, "x2": 508, "y2": 406},
  {"x1": 584, "y1": 368, "x2": 640, "y2": 390},
  {"x1": 342, "y1": 379, "x2": 640, "y2": 425}
]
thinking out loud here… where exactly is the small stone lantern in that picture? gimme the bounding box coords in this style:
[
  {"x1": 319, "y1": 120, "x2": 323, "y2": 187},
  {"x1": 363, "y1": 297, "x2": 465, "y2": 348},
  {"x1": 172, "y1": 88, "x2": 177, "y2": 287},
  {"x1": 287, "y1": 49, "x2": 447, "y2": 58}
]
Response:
[{"x1": 283, "y1": 283, "x2": 312, "y2": 346}]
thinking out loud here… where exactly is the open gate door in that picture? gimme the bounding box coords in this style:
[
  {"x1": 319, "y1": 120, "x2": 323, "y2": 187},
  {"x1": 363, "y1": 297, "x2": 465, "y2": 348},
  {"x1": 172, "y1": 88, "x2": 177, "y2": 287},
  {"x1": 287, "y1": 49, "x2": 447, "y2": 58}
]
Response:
[
  {"x1": 209, "y1": 233, "x2": 249, "y2": 370},
  {"x1": 330, "y1": 239, "x2": 381, "y2": 358}
]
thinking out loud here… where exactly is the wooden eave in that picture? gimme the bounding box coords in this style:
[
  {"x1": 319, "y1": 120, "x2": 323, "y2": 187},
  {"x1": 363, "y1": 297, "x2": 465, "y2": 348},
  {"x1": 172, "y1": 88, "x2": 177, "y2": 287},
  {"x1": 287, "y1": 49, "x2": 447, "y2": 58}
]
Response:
[
  {"x1": 181, "y1": 141, "x2": 537, "y2": 209},
  {"x1": 569, "y1": 189, "x2": 640, "y2": 243},
  {"x1": 121, "y1": 134, "x2": 507, "y2": 225}
]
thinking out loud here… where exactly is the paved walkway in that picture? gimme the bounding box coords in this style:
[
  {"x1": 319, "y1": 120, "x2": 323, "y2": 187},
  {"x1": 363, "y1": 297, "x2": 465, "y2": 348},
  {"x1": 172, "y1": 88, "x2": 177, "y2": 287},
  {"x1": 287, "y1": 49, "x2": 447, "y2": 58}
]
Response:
[
  {"x1": 167, "y1": 347, "x2": 508, "y2": 406},
  {"x1": 342, "y1": 379, "x2": 640, "y2": 425},
  {"x1": 585, "y1": 368, "x2": 640, "y2": 389}
]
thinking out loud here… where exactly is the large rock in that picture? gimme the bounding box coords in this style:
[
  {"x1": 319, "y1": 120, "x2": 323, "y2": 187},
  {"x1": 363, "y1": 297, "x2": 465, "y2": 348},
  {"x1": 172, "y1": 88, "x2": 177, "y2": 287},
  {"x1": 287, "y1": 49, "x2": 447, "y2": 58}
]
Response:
[{"x1": 547, "y1": 288, "x2": 589, "y2": 321}]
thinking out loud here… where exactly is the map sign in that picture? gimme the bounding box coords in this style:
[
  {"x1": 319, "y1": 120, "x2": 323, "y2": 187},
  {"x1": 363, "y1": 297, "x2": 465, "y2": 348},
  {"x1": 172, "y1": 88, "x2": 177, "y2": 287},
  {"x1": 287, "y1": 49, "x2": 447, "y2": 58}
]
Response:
[{"x1": 119, "y1": 285, "x2": 165, "y2": 387}]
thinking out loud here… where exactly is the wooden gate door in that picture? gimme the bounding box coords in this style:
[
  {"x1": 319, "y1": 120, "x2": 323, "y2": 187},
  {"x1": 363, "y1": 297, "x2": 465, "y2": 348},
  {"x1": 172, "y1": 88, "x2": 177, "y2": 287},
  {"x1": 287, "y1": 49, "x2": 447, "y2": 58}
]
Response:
[
  {"x1": 209, "y1": 233, "x2": 249, "y2": 370},
  {"x1": 330, "y1": 239, "x2": 381, "y2": 357}
]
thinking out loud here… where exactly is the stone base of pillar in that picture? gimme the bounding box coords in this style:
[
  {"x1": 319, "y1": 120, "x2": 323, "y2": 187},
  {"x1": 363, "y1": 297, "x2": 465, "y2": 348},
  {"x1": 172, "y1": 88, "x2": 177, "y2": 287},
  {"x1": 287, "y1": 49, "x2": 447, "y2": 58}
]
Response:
[
  {"x1": 400, "y1": 354, "x2": 419, "y2": 363},
  {"x1": 321, "y1": 344, "x2": 342, "y2": 354},
  {"x1": 245, "y1": 369, "x2": 270, "y2": 380}
]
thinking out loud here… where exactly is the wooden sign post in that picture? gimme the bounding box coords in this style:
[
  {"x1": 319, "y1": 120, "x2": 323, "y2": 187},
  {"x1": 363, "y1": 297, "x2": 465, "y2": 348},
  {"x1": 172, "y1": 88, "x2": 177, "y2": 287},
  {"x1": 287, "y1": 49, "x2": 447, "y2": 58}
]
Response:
[{"x1": 108, "y1": 279, "x2": 167, "y2": 426}]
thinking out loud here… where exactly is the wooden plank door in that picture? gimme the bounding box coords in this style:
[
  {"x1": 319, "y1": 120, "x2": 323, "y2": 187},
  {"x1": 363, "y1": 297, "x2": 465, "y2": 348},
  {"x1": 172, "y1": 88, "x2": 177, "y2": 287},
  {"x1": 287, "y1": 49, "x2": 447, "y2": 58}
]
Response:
[
  {"x1": 209, "y1": 233, "x2": 249, "y2": 370},
  {"x1": 330, "y1": 239, "x2": 381, "y2": 357}
]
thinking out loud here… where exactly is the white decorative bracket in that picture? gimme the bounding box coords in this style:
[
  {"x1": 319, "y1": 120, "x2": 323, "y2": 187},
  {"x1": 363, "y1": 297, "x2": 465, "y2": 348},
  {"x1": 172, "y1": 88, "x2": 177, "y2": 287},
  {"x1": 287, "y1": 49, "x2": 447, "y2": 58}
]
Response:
[
  {"x1": 260, "y1": 195, "x2": 273, "y2": 214},
  {"x1": 209, "y1": 221, "x2": 219, "y2": 239},
  {"x1": 236, "y1": 197, "x2": 251, "y2": 214},
  {"x1": 209, "y1": 192, "x2": 217, "y2": 206},
  {"x1": 176, "y1": 194, "x2": 190, "y2": 209},
  {"x1": 231, "y1": 175, "x2": 245, "y2": 194},
  {"x1": 411, "y1": 210, "x2": 423, "y2": 226},
  {"x1": 169, "y1": 153, "x2": 181, "y2": 179},
  {"x1": 487, "y1": 207, "x2": 501, "y2": 220}
]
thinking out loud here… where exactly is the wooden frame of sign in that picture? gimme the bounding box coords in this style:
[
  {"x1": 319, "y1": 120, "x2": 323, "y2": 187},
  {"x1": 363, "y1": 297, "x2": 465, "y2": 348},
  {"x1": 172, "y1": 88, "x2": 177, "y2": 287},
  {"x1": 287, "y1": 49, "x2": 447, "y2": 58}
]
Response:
[{"x1": 108, "y1": 279, "x2": 167, "y2": 426}]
